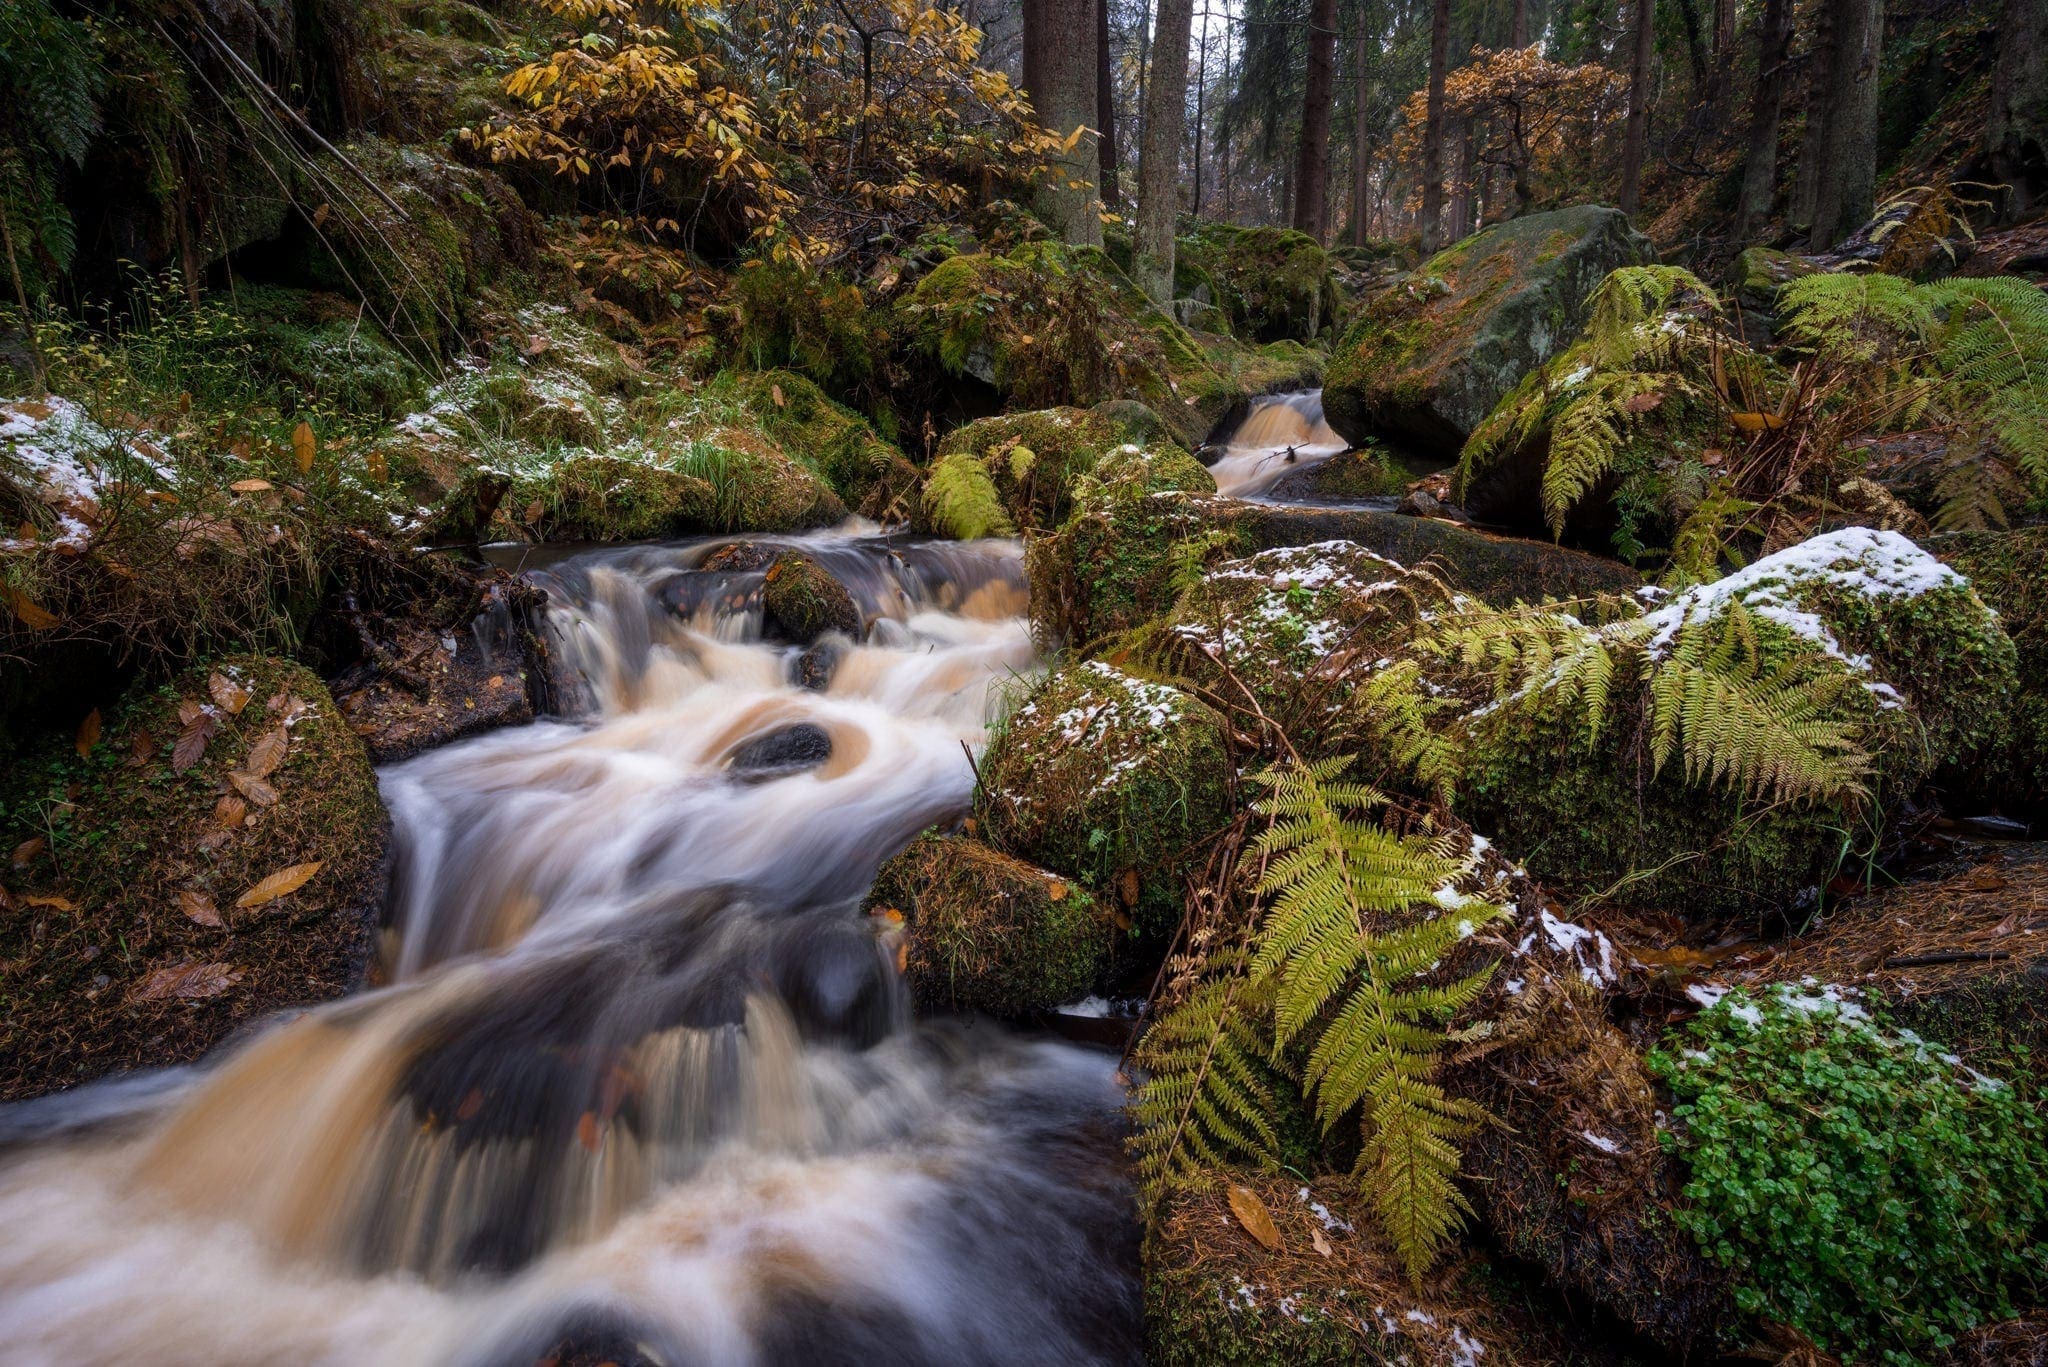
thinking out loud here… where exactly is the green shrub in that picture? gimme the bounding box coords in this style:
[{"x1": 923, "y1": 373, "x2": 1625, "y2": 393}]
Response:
[{"x1": 1650, "y1": 987, "x2": 2048, "y2": 1363}]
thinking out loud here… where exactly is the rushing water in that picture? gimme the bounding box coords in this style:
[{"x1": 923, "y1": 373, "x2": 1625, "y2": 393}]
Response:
[
  {"x1": 0, "y1": 527, "x2": 1142, "y2": 1366},
  {"x1": 1205, "y1": 390, "x2": 1349, "y2": 498}
]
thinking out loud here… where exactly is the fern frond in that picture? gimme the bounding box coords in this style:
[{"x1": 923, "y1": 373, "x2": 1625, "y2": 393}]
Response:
[
  {"x1": 1585, "y1": 265, "x2": 1721, "y2": 370},
  {"x1": 920, "y1": 451, "x2": 1014, "y2": 540}
]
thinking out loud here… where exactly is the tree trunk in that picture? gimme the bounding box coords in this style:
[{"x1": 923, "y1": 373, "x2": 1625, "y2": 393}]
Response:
[
  {"x1": 1351, "y1": 29, "x2": 1374, "y2": 247},
  {"x1": 1708, "y1": 0, "x2": 1736, "y2": 119},
  {"x1": 1291, "y1": 0, "x2": 1340, "y2": 240},
  {"x1": 1510, "y1": 0, "x2": 1529, "y2": 46},
  {"x1": 1790, "y1": 0, "x2": 1838, "y2": 232},
  {"x1": 1192, "y1": 6, "x2": 1208, "y2": 213},
  {"x1": 1737, "y1": 0, "x2": 1793, "y2": 239},
  {"x1": 1097, "y1": 0, "x2": 1121, "y2": 211},
  {"x1": 1134, "y1": 0, "x2": 1194, "y2": 303},
  {"x1": 1618, "y1": 0, "x2": 1655, "y2": 216},
  {"x1": 1024, "y1": 0, "x2": 1104, "y2": 246},
  {"x1": 1988, "y1": 0, "x2": 2048, "y2": 220},
  {"x1": 1810, "y1": 0, "x2": 1883, "y2": 248},
  {"x1": 1419, "y1": 0, "x2": 1451, "y2": 254}
]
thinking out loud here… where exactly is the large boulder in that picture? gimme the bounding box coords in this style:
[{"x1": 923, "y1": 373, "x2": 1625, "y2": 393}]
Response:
[
  {"x1": 976, "y1": 661, "x2": 1231, "y2": 938},
  {"x1": 867, "y1": 833, "x2": 1117, "y2": 1016},
  {"x1": 0, "y1": 656, "x2": 387, "y2": 1099},
  {"x1": 1932, "y1": 526, "x2": 2048, "y2": 822},
  {"x1": 1173, "y1": 224, "x2": 1343, "y2": 344},
  {"x1": 1322, "y1": 205, "x2": 1653, "y2": 455},
  {"x1": 923, "y1": 401, "x2": 1205, "y2": 538}
]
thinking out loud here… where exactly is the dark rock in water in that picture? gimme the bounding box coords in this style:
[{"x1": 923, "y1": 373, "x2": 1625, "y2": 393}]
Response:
[
  {"x1": 726, "y1": 723, "x2": 834, "y2": 780},
  {"x1": 1192, "y1": 496, "x2": 1641, "y2": 606},
  {"x1": 659, "y1": 568, "x2": 763, "y2": 626},
  {"x1": 793, "y1": 639, "x2": 843, "y2": 691},
  {"x1": 1396, "y1": 488, "x2": 1442, "y2": 518},
  {"x1": 1323, "y1": 205, "x2": 1654, "y2": 455},
  {"x1": 699, "y1": 540, "x2": 780, "y2": 573},
  {"x1": 762, "y1": 552, "x2": 864, "y2": 644},
  {"x1": 771, "y1": 920, "x2": 896, "y2": 1047}
]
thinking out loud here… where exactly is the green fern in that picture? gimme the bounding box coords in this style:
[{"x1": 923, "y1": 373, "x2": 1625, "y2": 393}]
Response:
[
  {"x1": 1249, "y1": 758, "x2": 1509, "y2": 1282},
  {"x1": 1584, "y1": 265, "x2": 1722, "y2": 370},
  {"x1": 920, "y1": 450, "x2": 1014, "y2": 540},
  {"x1": 1539, "y1": 369, "x2": 1706, "y2": 535},
  {"x1": 1128, "y1": 948, "x2": 1281, "y2": 1213}
]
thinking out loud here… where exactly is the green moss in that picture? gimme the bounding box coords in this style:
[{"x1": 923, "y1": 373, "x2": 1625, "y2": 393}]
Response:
[
  {"x1": 702, "y1": 368, "x2": 911, "y2": 510},
  {"x1": 1932, "y1": 527, "x2": 2048, "y2": 816},
  {"x1": 232, "y1": 287, "x2": 429, "y2": 421},
  {"x1": 868, "y1": 833, "x2": 1115, "y2": 1015},
  {"x1": 0, "y1": 656, "x2": 385, "y2": 1099},
  {"x1": 1027, "y1": 482, "x2": 1215, "y2": 646},
  {"x1": 935, "y1": 401, "x2": 1210, "y2": 535},
  {"x1": 732, "y1": 262, "x2": 878, "y2": 392},
  {"x1": 761, "y1": 552, "x2": 862, "y2": 643},
  {"x1": 977, "y1": 661, "x2": 1231, "y2": 938},
  {"x1": 1176, "y1": 223, "x2": 1343, "y2": 344}
]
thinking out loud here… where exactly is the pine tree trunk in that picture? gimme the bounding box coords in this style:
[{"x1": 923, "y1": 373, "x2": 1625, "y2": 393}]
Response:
[
  {"x1": 1511, "y1": 0, "x2": 1529, "y2": 46},
  {"x1": 1618, "y1": 0, "x2": 1656, "y2": 216},
  {"x1": 1988, "y1": 0, "x2": 2047, "y2": 220},
  {"x1": 1291, "y1": 0, "x2": 1340, "y2": 240},
  {"x1": 1810, "y1": 0, "x2": 1883, "y2": 248},
  {"x1": 1134, "y1": 0, "x2": 1194, "y2": 303},
  {"x1": 1419, "y1": 0, "x2": 1451, "y2": 254},
  {"x1": 1737, "y1": 0, "x2": 1795, "y2": 240},
  {"x1": 1351, "y1": 30, "x2": 1374, "y2": 247},
  {"x1": 1097, "y1": 0, "x2": 1121, "y2": 211},
  {"x1": 1024, "y1": 0, "x2": 1104, "y2": 246},
  {"x1": 1790, "y1": 0, "x2": 1838, "y2": 232}
]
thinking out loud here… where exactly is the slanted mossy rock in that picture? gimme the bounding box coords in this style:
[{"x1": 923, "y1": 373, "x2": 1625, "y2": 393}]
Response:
[
  {"x1": 1146, "y1": 1176, "x2": 1554, "y2": 1366},
  {"x1": 867, "y1": 833, "x2": 1115, "y2": 1016},
  {"x1": 730, "y1": 263, "x2": 879, "y2": 394},
  {"x1": 1259, "y1": 445, "x2": 1409, "y2": 502},
  {"x1": 894, "y1": 242, "x2": 1241, "y2": 447},
  {"x1": 1323, "y1": 205, "x2": 1653, "y2": 455},
  {"x1": 1028, "y1": 481, "x2": 1215, "y2": 646},
  {"x1": 977, "y1": 661, "x2": 1230, "y2": 937},
  {"x1": 1933, "y1": 526, "x2": 2048, "y2": 819},
  {"x1": 1198, "y1": 337, "x2": 1325, "y2": 404},
  {"x1": 1729, "y1": 245, "x2": 1820, "y2": 326},
  {"x1": 0, "y1": 657, "x2": 385, "y2": 1100},
  {"x1": 1174, "y1": 224, "x2": 1343, "y2": 344},
  {"x1": 1450, "y1": 529, "x2": 2017, "y2": 918},
  {"x1": 762, "y1": 552, "x2": 863, "y2": 644},
  {"x1": 702, "y1": 368, "x2": 915, "y2": 513}
]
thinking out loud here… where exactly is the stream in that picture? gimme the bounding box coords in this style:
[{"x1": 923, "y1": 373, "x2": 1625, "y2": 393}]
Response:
[{"x1": 0, "y1": 530, "x2": 1142, "y2": 1366}]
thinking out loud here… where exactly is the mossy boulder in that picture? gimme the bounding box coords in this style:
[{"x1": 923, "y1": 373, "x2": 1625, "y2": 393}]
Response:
[
  {"x1": 1729, "y1": 245, "x2": 1820, "y2": 330},
  {"x1": 1448, "y1": 529, "x2": 2018, "y2": 918},
  {"x1": 235, "y1": 287, "x2": 430, "y2": 421},
  {"x1": 762, "y1": 552, "x2": 863, "y2": 644},
  {"x1": 976, "y1": 661, "x2": 1231, "y2": 938},
  {"x1": 730, "y1": 263, "x2": 879, "y2": 394},
  {"x1": 1323, "y1": 205, "x2": 1653, "y2": 455},
  {"x1": 1452, "y1": 333, "x2": 1733, "y2": 538},
  {"x1": 292, "y1": 139, "x2": 540, "y2": 357},
  {"x1": 1174, "y1": 224, "x2": 1344, "y2": 344},
  {"x1": 0, "y1": 656, "x2": 386, "y2": 1099},
  {"x1": 701, "y1": 368, "x2": 915, "y2": 513},
  {"x1": 1933, "y1": 526, "x2": 2048, "y2": 820},
  {"x1": 1027, "y1": 481, "x2": 1216, "y2": 646},
  {"x1": 926, "y1": 401, "x2": 1201, "y2": 536},
  {"x1": 1259, "y1": 444, "x2": 1409, "y2": 502},
  {"x1": 867, "y1": 833, "x2": 1116, "y2": 1016},
  {"x1": 893, "y1": 242, "x2": 1242, "y2": 447}
]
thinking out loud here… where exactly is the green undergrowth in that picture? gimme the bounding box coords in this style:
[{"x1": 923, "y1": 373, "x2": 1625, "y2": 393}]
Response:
[{"x1": 1651, "y1": 987, "x2": 2048, "y2": 1364}]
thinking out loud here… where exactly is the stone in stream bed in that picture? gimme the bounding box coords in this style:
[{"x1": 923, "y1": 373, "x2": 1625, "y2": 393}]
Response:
[
  {"x1": 761, "y1": 552, "x2": 864, "y2": 644},
  {"x1": 726, "y1": 722, "x2": 834, "y2": 780},
  {"x1": 866, "y1": 833, "x2": 1117, "y2": 1017},
  {"x1": 0, "y1": 656, "x2": 387, "y2": 1100}
]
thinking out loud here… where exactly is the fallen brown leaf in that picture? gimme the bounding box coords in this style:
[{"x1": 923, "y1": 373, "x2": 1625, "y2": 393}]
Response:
[
  {"x1": 23, "y1": 893, "x2": 80, "y2": 911},
  {"x1": 1310, "y1": 1224, "x2": 1333, "y2": 1257},
  {"x1": 130, "y1": 960, "x2": 242, "y2": 1001},
  {"x1": 229, "y1": 478, "x2": 273, "y2": 493},
  {"x1": 209, "y1": 672, "x2": 252, "y2": 715},
  {"x1": 211, "y1": 793, "x2": 248, "y2": 829},
  {"x1": 1227, "y1": 1184, "x2": 1282, "y2": 1251},
  {"x1": 173, "y1": 714, "x2": 217, "y2": 772},
  {"x1": 292, "y1": 421, "x2": 316, "y2": 475},
  {"x1": 227, "y1": 771, "x2": 279, "y2": 807},
  {"x1": 12, "y1": 836, "x2": 46, "y2": 868},
  {"x1": 2, "y1": 588, "x2": 60, "y2": 631},
  {"x1": 235, "y1": 861, "x2": 322, "y2": 909},
  {"x1": 75, "y1": 709, "x2": 101, "y2": 756},
  {"x1": 178, "y1": 890, "x2": 225, "y2": 928},
  {"x1": 242, "y1": 727, "x2": 288, "y2": 778}
]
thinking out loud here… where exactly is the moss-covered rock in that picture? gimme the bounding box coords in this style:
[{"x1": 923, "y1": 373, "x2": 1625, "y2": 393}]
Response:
[
  {"x1": 762, "y1": 552, "x2": 863, "y2": 644},
  {"x1": 928, "y1": 401, "x2": 1203, "y2": 535},
  {"x1": 0, "y1": 656, "x2": 386, "y2": 1099},
  {"x1": 1932, "y1": 526, "x2": 2048, "y2": 820},
  {"x1": 866, "y1": 833, "x2": 1116, "y2": 1015},
  {"x1": 730, "y1": 263, "x2": 880, "y2": 394},
  {"x1": 977, "y1": 661, "x2": 1231, "y2": 937},
  {"x1": 235, "y1": 287, "x2": 431, "y2": 421},
  {"x1": 1027, "y1": 481, "x2": 1216, "y2": 646},
  {"x1": 1450, "y1": 529, "x2": 2018, "y2": 918},
  {"x1": 893, "y1": 241, "x2": 1242, "y2": 447},
  {"x1": 1258, "y1": 444, "x2": 1410, "y2": 502},
  {"x1": 1729, "y1": 245, "x2": 1820, "y2": 322},
  {"x1": 700, "y1": 368, "x2": 914, "y2": 513},
  {"x1": 1174, "y1": 224, "x2": 1344, "y2": 345},
  {"x1": 1323, "y1": 205, "x2": 1653, "y2": 455}
]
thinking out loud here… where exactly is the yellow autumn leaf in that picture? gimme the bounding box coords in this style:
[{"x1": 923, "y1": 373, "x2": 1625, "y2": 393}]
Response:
[
  {"x1": 1227, "y1": 1185, "x2": 1282, "y2": 1251},
  {"x1": 235, "y1": 861, "x2": 323, "y2": 909},
  {"x1": 230, "y1": 478, "x2": 273, "y2": 493},
  {"x1": 292, "y1": 421, "x2": 316, "y2": 475},
  {"x1": 3, "y1": 588, "x2": 60, "y2": 631}
]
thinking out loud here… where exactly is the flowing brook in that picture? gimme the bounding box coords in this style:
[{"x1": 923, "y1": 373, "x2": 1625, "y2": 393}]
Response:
[
  {"x1": 0, "y1": 530, "x2": 1142, "y2": 1366},
  {"x1": 1205, "y1": 390, "x2": 1348, "y2": 498}
]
